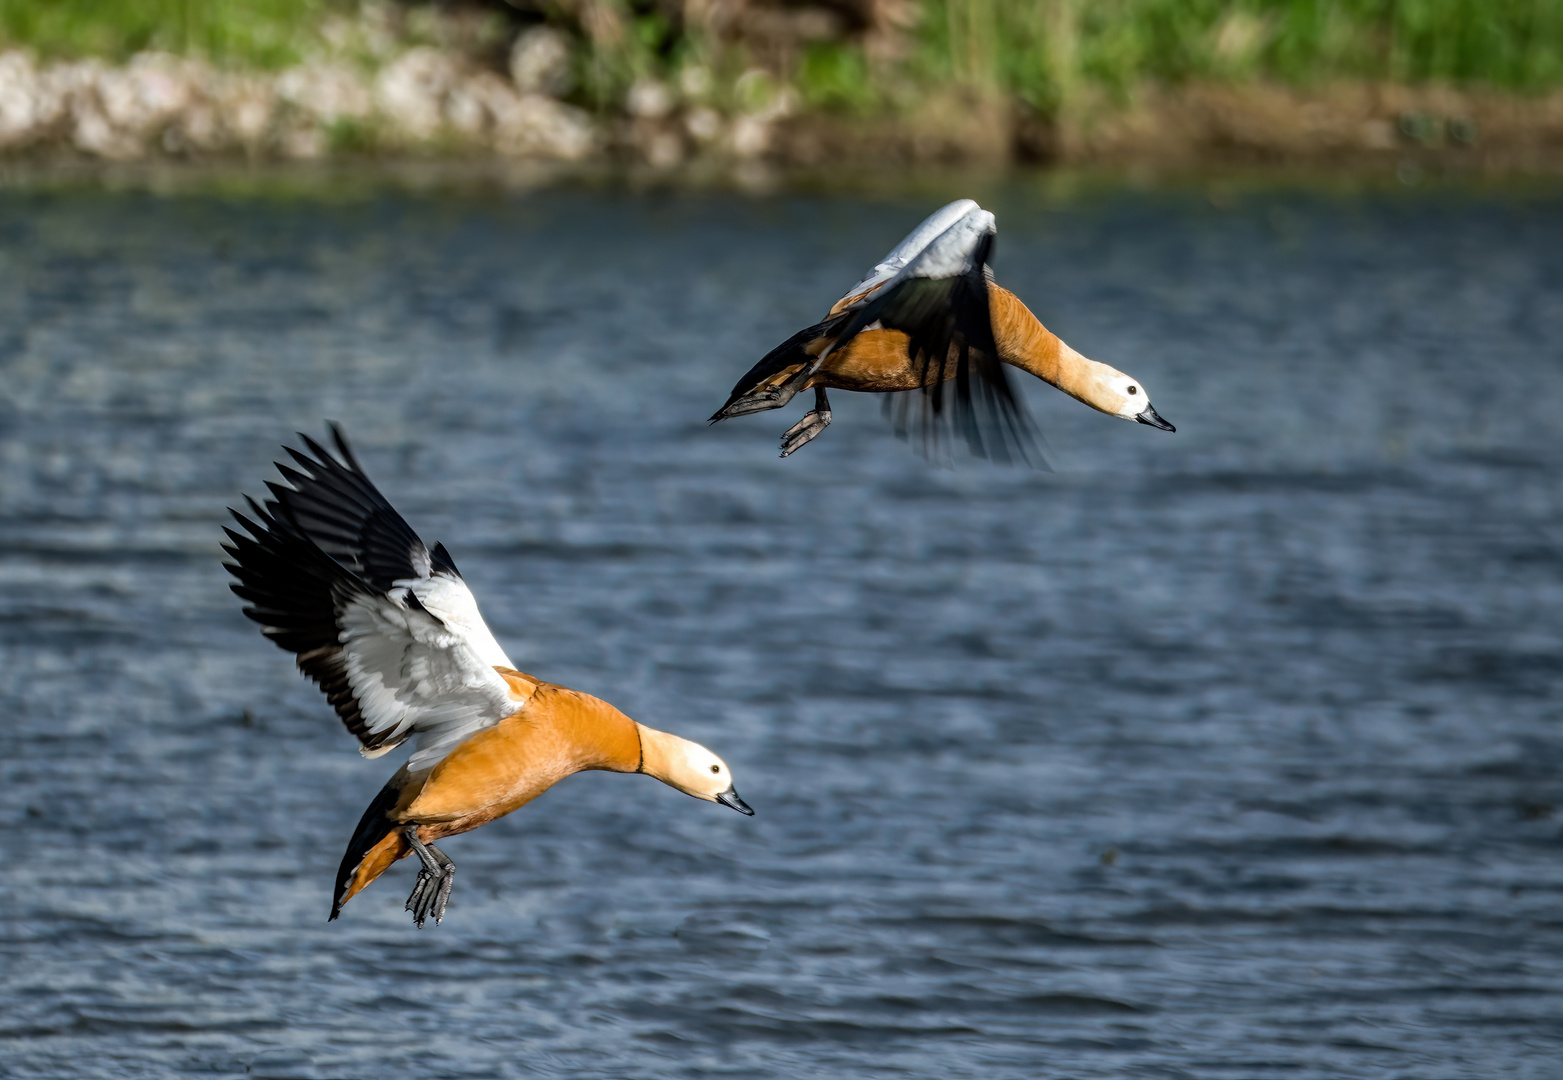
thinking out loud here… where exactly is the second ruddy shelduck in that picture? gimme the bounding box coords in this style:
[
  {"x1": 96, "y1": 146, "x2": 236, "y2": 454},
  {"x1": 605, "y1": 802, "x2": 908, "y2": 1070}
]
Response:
[
  {"x1": 222, "y1": 426, "x2": 753, "y2": 927},
  {"x1": 711, "y1": 199, "x2": 1175, "y2": 462}
]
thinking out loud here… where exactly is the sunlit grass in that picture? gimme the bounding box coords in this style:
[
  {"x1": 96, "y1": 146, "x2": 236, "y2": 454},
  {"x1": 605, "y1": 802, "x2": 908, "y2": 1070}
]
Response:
[
  {"x1": 0, "y1": 0, "x2": 346, "y2": 68},
  {"x1": 902, "y1": 0, "x2": 1563, "y2": 114},
  {"x1": 798, "y1": 42, "x2": 879, "y2": 113},
  {"x1": 0, "y1": 0, "x2": 1557, "y2": 106}
]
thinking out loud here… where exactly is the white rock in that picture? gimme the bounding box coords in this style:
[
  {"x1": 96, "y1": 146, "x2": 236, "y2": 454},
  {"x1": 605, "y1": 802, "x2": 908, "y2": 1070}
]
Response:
[
  {"x1": 445, "y1": 78, "x2": 490, "y2": 136},
  {"x1": 684, "y1": 106, "x2": 722, "y2": 142},
  {"x1": 450, "y1": 71, "x2": 536, "y2": 140},
  {"x1": 179, "y1": 101, "x2": 224, "y2": 150},
  {"x1": 80, "y1": 53, "x2": 202, "y2": 155},
  {"x1": 276, "y1": 62, "x2": 372, "y2": 126},
  {"x1": 0, "y1": 40, "x2": 606, "y2": 163},
  {"x1": 0, "y1": 51, "x2": 63, "y2": 149},
  {"x1": 625, "y1": 76, "x2": 673, "y2": 119},
  {"x1": 729, "y1": 114, "x2": 770, "y2": 159},
  {"x1": 492, "y1": 92, "x2": 596, "y2": 161},
  {"x1": 42, "y1": 60, "x2": 139, "y2": 159},
  {"x1": 509, "y1": 27, "x2": 573, "y2": 97},
  {"x1": 727, "y1": 81, "x2": 794, "y2": 159},
  {"x1": 214, "y1": 74, "x2": 277, "y2": 146},
  {"x1": 375, "y1": 47, "x2": 460, "y2": 140}
]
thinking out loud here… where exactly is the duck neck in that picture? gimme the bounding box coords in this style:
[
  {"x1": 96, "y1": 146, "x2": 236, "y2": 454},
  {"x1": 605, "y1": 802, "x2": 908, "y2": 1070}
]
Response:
[
  {"x1": 528, "y1": 686, "x2": 644, "y2": 774},
  {"x1": 988, "y1": 284, "x2": 1102, "y2": 408},
  {"x1": 634, "y1": 725, "x2": 687, "y2": 782}
]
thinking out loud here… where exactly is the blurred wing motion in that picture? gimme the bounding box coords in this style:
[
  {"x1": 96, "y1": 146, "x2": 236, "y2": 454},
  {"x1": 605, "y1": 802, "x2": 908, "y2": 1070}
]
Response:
[
  {"x1": 832, "y1": 204, "x2": 1036, "y2": 464},
  {"x1": 715, "y1": 200, "x2": 1038, "y2": 463},
  {"x1": 222, "y1": 425, "x2": 520, "y2": 772}
]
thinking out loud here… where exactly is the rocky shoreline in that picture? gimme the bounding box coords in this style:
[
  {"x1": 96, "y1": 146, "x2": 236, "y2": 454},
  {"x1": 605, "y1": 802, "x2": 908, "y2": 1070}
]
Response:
[
  {"x1": 2, "y1": 38, "x2": 1561, "y2": 174},
  {"x1": 0, "y1": 38, "x2": 600, "y2": 163}
]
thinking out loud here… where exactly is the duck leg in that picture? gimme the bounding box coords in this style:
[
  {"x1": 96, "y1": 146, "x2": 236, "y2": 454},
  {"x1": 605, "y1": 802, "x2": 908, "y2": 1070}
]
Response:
[
  {"x1": 402, "y1": 825, "x2": 455, "y2": 928},
  {"x1": 779, "y1": 387, "x2": 833, "y2": 458}
]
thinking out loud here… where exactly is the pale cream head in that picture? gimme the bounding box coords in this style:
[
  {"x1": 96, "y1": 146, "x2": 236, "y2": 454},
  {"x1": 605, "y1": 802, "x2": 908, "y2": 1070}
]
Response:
[
  {"x1": 1068, "y1": 348, "x2": 1175, "y2": 431},
  {"x1": 639, "y1": 728, "x2": 754, "y2": 814}
]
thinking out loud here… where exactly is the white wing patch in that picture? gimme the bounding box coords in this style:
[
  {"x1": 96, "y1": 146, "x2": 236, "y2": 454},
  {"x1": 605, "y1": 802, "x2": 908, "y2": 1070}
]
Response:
[
  {"x1": 405, "y1": 573, "x2": 514, "y2": 671},
  {"x1": 811, "y1": 201, "x2": 997, "y2": 378},
  {"x1": 836, "y1": 199, "x2": 983, "y2": 306},
  {"x1": 337, "y1": 584, "x2": 521, "y2": 771},
  {"x1": 895, "y1": 205, "x2": 995, "y2": 282}
]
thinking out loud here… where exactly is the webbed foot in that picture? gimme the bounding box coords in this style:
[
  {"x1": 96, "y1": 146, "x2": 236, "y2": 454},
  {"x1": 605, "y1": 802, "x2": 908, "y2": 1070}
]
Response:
[
  {"x1": 402, "y1": 826, "x2": 455, "y2": 928},
  {"x1": 779, "y1": 388, "x2": 832, "y2": 458}
]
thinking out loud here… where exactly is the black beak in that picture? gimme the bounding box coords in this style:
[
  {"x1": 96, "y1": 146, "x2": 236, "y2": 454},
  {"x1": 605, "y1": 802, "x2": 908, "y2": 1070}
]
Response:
[
  {"x1": 1135, "y1": 404, "x2": 1175, "y2": 432},
  {"x1": 716, "y1": 788, "x2": 754, "y2": 816}
]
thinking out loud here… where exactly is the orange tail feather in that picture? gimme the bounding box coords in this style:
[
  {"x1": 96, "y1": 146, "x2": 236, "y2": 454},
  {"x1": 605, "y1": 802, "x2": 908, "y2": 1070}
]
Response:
[{"x1": 330, "y1": 780, "x2": 410, "y2": 920}]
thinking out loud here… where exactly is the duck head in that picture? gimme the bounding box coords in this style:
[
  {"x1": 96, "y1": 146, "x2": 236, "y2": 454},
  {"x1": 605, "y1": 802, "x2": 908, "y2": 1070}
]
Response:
[
  {"x1": 1078, "y1": 358, "x2": 1175, "y2": 431},
  {"x1": 639, "y1": 728, "x2": 753, "y2": 815}
]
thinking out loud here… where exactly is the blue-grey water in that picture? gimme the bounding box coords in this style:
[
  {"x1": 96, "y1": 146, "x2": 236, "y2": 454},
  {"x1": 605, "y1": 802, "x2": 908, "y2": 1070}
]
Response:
[{"x1": 2, "y1": 176, "x2": 1561, "y2": 1079}]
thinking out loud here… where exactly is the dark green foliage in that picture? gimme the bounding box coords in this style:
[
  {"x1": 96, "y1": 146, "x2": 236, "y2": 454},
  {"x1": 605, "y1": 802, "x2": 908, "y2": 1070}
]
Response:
[{"x1": 799, "y1": 41, "x2": 877, "y2": 113}]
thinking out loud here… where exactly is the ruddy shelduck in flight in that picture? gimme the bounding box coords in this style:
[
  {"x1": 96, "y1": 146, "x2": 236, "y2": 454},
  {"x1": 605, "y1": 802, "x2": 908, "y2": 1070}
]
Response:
[
  {"x1": 223, "y1": 426, "x2": 752, "y2": 927},
  {"x1": 711, "y1": 199, "x2": 1175, "y2": 462}
]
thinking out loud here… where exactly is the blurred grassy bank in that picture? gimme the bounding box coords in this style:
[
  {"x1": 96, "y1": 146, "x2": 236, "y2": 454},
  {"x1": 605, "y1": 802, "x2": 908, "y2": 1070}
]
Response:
[
  {"x1": 6, "y1": 1, "x2": 1558, "y2": 87},
  {"x1": 0, "y1": 1, "x2": 336, "y2": 68},
  {"x1": 2, "y1": 0, "x2": 1561, "y2": 167},
  {"x1": 916, "y1": 0, "x2": 1563, "y2": 106}
]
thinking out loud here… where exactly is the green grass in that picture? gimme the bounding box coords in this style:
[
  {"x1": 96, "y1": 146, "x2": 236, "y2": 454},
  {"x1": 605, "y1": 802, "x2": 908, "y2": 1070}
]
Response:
[
  {"x1": 0, "y1": 0, "x2": 346, "y2": 68},
  {"x1": 798, "y1": 42, "x2": 879, "y2": 113},
  {"x1": 781, "y1": 0, "x2": 1563, "y2": 116},
  {"x1": 0, "y1": 0, "x2": 1557, "y2": 110},
  {"x1": 898, "y1": 0, "x2": 1563, "y2": 114}
]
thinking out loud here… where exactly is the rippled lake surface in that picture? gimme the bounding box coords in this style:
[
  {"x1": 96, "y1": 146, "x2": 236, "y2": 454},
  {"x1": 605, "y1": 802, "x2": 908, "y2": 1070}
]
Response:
[{"x1": 2, "y1": 175, "x2": 1562, "y2": 1079}]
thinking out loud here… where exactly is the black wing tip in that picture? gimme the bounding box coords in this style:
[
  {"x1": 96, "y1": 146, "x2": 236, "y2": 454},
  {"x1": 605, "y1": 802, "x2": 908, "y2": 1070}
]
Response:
[
  {"x1": 291, "y1": 429, "x2": 345, "y2": 478},
  {"x1": 226, "y1": 425, "x2": 435, "y2": 751},
  {"x1": 254, "y1": 425, "x2": 432, "y2": 591},
  {"x1": 429, "y1": 542, "x2": 461, "y2": 578},
  {"x1": 226, "y1": 501, "x2": 271, "y2": 535},
  {"x1": 327, "y1": 420, "x2": 358, "y2": 467},
  {"x1": 284, "y1": 422, "x2": 364, "y2": 486}
]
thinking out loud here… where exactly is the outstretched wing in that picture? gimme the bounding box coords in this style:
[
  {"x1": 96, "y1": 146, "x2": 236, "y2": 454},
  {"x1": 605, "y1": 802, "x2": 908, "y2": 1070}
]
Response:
[
  {"x1": 223, "y1": 425, "x2": 520, "y2": 770},
  {"x1": 828, "y1": 203, "x2": 1038, "y2": 464}
]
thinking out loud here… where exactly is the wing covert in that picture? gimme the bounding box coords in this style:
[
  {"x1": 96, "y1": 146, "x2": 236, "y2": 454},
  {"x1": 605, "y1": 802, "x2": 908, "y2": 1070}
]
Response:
[
  {"x1": 828, "y1": 199, "x2": 983, "y2": 315},
  {"x1": 223, "y1": 427, "x2": 521, "y2": 763},
  {"x1": 334, "y1": 584, "x2": 520, "y2": 768}
]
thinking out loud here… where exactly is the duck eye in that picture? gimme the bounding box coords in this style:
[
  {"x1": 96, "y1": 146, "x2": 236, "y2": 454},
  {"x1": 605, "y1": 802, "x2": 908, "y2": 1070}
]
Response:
[
  {"x1": 710, "y1": 764, "x2": 721, "y2": 774},
  {"x1": 1127, "y1": 385, "x2": 1138, "y2": 395}
]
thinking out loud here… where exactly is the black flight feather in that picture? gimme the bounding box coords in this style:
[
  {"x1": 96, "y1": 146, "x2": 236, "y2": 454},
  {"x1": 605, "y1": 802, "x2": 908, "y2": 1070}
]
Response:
[
  {"x1": 222, "y1": 425, "x2": 457, "y2": 755},
  {"x1": 330, "y1": 777, "x2": 402, "y2": 921},
  {"x1": 222, "y1": 497, "x2": 404, "y2": 753},
  {"x1": 825, "y1": 232, "x2": 1038, "y2": 465},
  {"x1": 266, "y1": 425, "x2": 436, "y2": 592}
]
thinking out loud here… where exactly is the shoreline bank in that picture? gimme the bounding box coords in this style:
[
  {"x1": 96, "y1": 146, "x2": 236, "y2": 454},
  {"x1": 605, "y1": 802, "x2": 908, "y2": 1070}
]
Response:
[{"x1": 2, "y1": 47, "x2": 1562, "y2": 177}]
